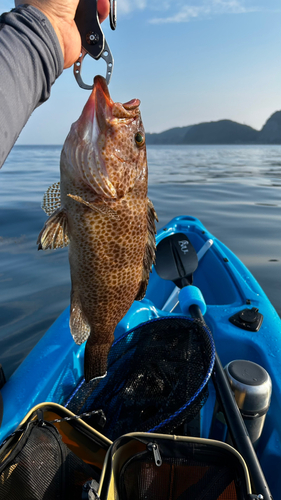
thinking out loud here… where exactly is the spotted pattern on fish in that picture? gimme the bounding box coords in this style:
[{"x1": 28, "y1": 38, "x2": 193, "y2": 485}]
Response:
[{"x1": 38, "y1": 76, "x2": 157, "y2": 382}]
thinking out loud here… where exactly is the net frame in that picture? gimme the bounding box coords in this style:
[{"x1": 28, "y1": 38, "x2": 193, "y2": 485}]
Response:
[{"x1": 66, "y1": 316, "x2": 216, "y2": 439}]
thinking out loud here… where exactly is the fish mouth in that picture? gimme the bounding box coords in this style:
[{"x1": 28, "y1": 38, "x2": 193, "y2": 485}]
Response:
[
  {"x1": 94, "y1": 75, "x2": 140, "y2": 115},
  {"x1": 94, "y1": 75, "x2": 111, "y2": 100},
  {"x1": 94, "y1": 75, "x2": 112, "y2": 111},
  {"x1": 94, "y1": 76, "x2": 141, "y2": 123},
  {"x1": 78, "y1": 76, "x2": 141, "y2": 134},
  {"x1": 75, "y1": 76, "x2": 112, "y2": 133}
]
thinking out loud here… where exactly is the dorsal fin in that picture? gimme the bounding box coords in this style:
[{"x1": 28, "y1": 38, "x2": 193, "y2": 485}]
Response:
[
  {"x1": 42, "y1": 182, "x2": 61, "y2": 216},
  {"x1": 135, "y1": 198, "x2": 158, "y2": 301}
]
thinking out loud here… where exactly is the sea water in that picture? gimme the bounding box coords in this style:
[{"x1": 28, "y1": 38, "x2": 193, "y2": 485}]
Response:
[{"x1": 0, "y1": 145, "x2": 280, "y2": 379}]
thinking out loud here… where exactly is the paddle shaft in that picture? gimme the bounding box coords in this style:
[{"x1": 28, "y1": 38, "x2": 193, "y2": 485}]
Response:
[{"x1": 189, "y1": 304, "x2": 273, "y2": 500}]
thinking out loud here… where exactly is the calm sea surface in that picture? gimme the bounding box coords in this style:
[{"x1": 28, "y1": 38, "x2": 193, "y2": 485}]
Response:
[{"x1": 0, "y1": 145, "x2": 280, "y2": 379}]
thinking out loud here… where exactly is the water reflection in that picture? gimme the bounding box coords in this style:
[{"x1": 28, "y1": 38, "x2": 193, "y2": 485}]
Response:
[{"x1": 147, "y1": 145, "x2": 281, "y2": 187}]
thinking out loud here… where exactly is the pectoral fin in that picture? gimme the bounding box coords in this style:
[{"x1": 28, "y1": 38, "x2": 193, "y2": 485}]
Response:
[
  {"x1": 37, "y1": 208, "x2": 69, "y2": 250},
  {"x1": 41, "y1": 182, "x2": 61, "y2": 216},
  {"x1": 67, "y1": 194, "x2": 119, "y2": 220},
  {"x1": 69, "y1": 288, "x2": 91, "y2": 345},
  {"x1": 135, "y1": 198, "x2": 158, "y2": 301}
]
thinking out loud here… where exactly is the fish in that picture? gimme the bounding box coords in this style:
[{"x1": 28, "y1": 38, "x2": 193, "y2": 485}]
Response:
[{"x1": 37, "y1": 76, "x2": 158, "y2": 382}]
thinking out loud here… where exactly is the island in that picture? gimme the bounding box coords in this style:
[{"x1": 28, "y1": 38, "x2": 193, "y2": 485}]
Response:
[{"x1": 146, "y1": 111, "x2": 281, "y2": 145}]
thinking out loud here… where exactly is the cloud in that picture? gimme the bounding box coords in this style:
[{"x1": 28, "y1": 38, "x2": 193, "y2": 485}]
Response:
[
  {"x1": 149, "y1": 0, "x2": 260, "y2": 24},
  {"x1": 117, "y1": 0, "x2": 147, "y2": 14},
  {"x1": 117, "y1": 0, "x2": 174, "y2": 15}
]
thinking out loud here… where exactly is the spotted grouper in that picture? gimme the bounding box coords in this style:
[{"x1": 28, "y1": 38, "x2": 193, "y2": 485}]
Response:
[{"x1": 37, "y1": 76, "x2": 158, "y2": 382}]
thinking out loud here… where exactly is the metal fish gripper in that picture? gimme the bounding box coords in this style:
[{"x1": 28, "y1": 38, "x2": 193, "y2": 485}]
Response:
[{"x1": 74, "y1": 0, "x2": 116, "y2": 89}]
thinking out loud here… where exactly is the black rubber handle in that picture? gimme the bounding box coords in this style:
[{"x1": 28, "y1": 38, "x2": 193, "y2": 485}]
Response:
[{"x1": 75, "y1": 0, "x2": 104, "y2": 60}]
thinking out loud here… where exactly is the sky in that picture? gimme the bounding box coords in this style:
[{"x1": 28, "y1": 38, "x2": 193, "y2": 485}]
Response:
[{"x1": 1, "y1": 0, "x2": 281, "y2": 144}]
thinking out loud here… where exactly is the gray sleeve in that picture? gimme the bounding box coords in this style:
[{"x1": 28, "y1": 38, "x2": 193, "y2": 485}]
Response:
[{"x1": 0, "y1": 5, "x2": 64, "y2": 168}]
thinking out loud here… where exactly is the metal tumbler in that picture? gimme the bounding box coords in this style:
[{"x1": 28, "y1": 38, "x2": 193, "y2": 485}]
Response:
[{"x1": 225, "y1": 359, "x2": 272, "y2": 448}]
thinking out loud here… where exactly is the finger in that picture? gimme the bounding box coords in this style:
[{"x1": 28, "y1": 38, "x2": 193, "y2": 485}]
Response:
[{"x1": 97, "y1": 0, "x2": 110, "y2": 23}]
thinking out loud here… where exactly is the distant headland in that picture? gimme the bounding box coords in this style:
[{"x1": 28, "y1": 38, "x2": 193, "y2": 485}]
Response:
[{"x1": 146, "y1": 111, "x2": 281, "y2": 145}]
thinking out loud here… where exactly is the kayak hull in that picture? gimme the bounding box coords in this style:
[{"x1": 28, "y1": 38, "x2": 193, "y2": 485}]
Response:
[{"x1": 1, "y1": 215, "x2": 281, "y2": 496}]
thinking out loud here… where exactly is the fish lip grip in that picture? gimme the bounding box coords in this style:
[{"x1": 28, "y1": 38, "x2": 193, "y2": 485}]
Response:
[{"x1": 74, "y1": 0, "x2": 116, "y2": 89}]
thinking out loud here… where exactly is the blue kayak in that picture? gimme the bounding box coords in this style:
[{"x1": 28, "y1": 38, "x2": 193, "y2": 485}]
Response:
[{"x1": 1, "y1": 215, "x2": 280, "y2": 498}]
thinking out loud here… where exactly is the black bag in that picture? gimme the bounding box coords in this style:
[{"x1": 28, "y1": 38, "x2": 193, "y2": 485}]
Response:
[
  {"x1": 98, "y1": 432, "x2": 253, "y2": 500},
  {"x1": 0, "y1": 403, "x2": 111, "y2": 500}
]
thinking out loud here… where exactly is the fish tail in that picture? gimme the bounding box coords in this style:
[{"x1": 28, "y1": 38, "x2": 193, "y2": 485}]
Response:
[{"x1": 84, "y1": 340, "x2": 111, "y2": 383}]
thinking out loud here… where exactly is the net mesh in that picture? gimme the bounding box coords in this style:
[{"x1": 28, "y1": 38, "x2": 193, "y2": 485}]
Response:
[
  {"x1": 66, "y1": 317, "x2": 216, "y2": 441},
  {"x1": 0, "y1": 421, "x2": 100, "y2": 500},
  {"x1": 119, "y1": 452, "x2": 244, "y2": 500}
]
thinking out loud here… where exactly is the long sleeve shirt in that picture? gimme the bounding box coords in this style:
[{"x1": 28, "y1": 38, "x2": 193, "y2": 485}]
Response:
[{"x1": 0, "y1": 5, "x2": 64, "y2": 168}]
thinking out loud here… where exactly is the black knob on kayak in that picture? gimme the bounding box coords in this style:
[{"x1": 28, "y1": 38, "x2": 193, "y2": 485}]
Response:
[{"x1": 229, "y1": 307, "x2": 263, "y2": 332}]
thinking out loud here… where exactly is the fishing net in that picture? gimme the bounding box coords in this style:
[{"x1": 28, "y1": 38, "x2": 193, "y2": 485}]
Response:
[{"x1": 66, "y1": 317, "x2": 216, "y2": 441}]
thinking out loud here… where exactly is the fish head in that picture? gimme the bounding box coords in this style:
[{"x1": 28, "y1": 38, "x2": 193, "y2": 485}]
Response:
[{"x1": 61, "y1": 76, "x2": 147, "y2": 199}]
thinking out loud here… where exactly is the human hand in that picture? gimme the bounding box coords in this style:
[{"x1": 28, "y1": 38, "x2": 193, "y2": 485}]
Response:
[{"x1": 14, "y1": 0, "x2": 110, "y2": 69}]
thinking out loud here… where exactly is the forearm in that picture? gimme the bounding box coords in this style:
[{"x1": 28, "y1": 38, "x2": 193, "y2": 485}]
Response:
[{"x1": 0, "y1": 5, "x2": 64, "y2": 168}]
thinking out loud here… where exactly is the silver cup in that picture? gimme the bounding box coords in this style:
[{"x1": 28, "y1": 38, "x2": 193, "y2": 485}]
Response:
[{"x1": 225, "y1": 360, "x2": 272, "y2": 448}]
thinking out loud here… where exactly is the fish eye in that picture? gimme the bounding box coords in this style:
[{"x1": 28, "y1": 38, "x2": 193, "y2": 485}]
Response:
[{"x1": 135, "y1": 132, "x2": 145, "y2": 147}]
